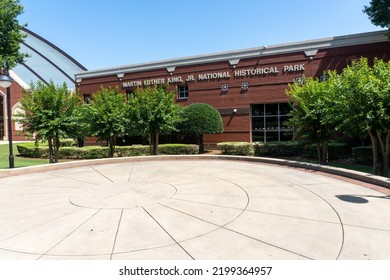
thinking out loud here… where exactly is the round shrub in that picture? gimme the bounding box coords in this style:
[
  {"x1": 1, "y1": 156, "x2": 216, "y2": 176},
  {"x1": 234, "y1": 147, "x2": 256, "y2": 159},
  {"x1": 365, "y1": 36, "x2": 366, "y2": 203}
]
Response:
[{"x1": 179, "y1": 103, "x2": 223, "y2": 152}]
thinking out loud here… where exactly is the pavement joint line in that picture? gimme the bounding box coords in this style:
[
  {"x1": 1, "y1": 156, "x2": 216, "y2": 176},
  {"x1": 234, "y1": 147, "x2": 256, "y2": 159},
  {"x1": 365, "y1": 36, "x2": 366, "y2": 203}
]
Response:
[
  {"x1": 288, "y1": 183, "x2": 345, "y2": 260},
  {"x1": 0, "y1": 206, "x2": 94, "y2": 245},
  {"x1": 159, "y1": 203, "x2": 313, "y2": 260},
  {"x1": 342, "y1": 223, "x2": 390, "y2": 233},
  {"x1": 171, "y1": 197, "x2": 247, "y2": 211},
  {"x1": 1, "y1": 156, "x2": 390, "y2": 259},
  {"x1": 0, "y1": 199, "x2": 74, "y2": 216},
  {"x1": 256, "y1": 169, "x2": 346, "y2": 260},
  {"x1": 142, "y1": 163, "x2": 172, "y2": 183},
  {"x1": 47, "y1": 172, "x2": 101, "y2": 186},
  {"x1": 127, "y1": 161, "x2": 135, "y2": 182},
  {"x1": 90, "y1": 166, "x2": 115, "y2": 184},
  {"x1": 37, "y1": 208, "x2": 102, "y2": 260},
  {"x1": 110, "y1": 209, "x2": 124, "y2": 260},
  {"x1": 142, "y1": 206, "x2": 195, "y2": 260},
  {"x1": 0, "y1": 204, "x2": 80, "y2": 227}
]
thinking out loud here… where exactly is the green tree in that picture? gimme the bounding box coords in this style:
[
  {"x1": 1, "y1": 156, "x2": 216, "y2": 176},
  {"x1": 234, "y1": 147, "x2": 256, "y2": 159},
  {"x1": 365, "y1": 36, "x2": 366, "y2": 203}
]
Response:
[
  {"x1": 15, "y1": 81, "x2": 81, "y2": 163},
  {"x1": 128, "y1": 85, "x2": 182, "y2": 155},
  {"x1": 84, "y1": 87, "x2": 128, "y2": 157},
  {"x1": 178, "y1": 103, "x2": 224, "y2": 153},
  {"x1": 66, "y1": 104, "x2": 92, "y2": 147},
  {"x1": 364, "y1": 0, "x2": 390, "y2": 37},
  {"x1": 0, "y1": 0, "x2": 28, "y2": 69},
  {"x1": 286, "y1": 76, "x2": 336, "y2": 165},
  {"x1": 334, "y1": 58, "x2": 390, "y2": 176}
]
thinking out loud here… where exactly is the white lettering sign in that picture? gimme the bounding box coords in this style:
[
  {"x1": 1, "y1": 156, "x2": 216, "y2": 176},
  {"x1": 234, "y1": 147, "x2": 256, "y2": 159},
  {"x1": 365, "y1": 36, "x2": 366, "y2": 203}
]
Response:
[
  {"x1": 122, "y1": 64, "x2": 305, "y2": 88},
  {"x1": 283, "y1": 64, "x2": 305, "y2": 73},
  {"x1": 198, "y1": 72, "x2": 231, "y2": 80}
]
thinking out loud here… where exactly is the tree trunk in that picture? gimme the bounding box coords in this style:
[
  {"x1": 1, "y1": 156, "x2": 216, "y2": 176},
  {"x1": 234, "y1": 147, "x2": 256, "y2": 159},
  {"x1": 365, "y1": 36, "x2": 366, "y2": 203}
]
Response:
[
  {"x1": 377, "y1": 131, "x2": 390, "y2": 177},
  {"x1": 385, "y1": 132, "x2": 390, "y2": 177},
  {"x1": 108, "y1": 135, "x2": 115, "y2": 157},
  {"x1": 153, "y1": 130, "x2": 159, "y2": 155},
  {"x1": 368, "y1": 131, "x2": 380, "y2": 175},
  {"x1": 54, "y1": 135, "x2": 60, "y2": 163},
  {"x1": 150, "y1": 130, "x2": 159, "y2": 155},
  {"x1": 316, "y1": 143, "x2": 322, "y2": 164},
  {"x1": 322, "y1": 141, "x2": 328, "y2": 165},
  {"x1": 198, "y1": 134, "x2": 204, "y2": 154},
  {"x1": 48, "y1": 137, "x2": 54, "y2": 164},
  {"x1": 77, "y1": 138, "x2": 84, "y2": 147}
]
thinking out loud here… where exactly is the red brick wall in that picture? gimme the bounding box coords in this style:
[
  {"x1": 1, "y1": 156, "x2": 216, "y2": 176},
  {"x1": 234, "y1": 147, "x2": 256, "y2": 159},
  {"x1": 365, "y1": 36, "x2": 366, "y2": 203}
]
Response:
[{"x1": 77, "y1": 42, "x2": 390, "y2": 144}]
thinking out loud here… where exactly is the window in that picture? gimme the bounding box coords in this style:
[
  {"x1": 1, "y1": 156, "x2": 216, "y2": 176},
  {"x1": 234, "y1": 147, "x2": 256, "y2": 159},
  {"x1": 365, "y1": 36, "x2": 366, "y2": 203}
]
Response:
[
  {"x1": 251, "y1": 103, "x2": 292, "y2": 142},
  {"x1": 83, "y1": 94, "x2": 92, "y2": 104},
  {"x1": 177, "y1": 85, "x2": 188, "y2": 99}
]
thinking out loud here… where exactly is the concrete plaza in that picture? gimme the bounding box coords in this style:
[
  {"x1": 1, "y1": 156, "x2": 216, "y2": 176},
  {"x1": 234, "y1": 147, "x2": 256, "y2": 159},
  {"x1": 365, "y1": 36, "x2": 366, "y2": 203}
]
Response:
[{"x1": 0, "y1": 156, "x2": 389, "y2": 260}]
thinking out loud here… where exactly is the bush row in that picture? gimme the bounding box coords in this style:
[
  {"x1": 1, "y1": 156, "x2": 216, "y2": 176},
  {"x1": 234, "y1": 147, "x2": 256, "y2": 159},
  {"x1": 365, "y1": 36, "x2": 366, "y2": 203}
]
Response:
[
  {"x1": 352, "y1": 146, "x2": 374, "y2": 164},
  {"x1": 217, "y1": 142, "x2": 254, "y2": 156},
  {"x1": 17, "y1": 144, "x2": 199, "y2": 159},
  {"x1": 218, "y1": 141, "x2": 350, "y2": 159}
]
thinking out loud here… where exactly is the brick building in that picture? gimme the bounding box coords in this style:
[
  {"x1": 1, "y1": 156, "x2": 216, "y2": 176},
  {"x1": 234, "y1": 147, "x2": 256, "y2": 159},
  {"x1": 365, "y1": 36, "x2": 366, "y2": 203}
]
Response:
[{"x1": 78, "y1": 31, "x2": 389, "y2": 144}]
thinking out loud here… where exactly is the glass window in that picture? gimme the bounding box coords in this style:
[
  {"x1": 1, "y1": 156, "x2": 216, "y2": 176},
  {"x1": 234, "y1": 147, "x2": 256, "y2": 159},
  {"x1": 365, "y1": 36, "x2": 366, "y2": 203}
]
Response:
[
  {"x1": 177, "y1": 85, "x2": 189, "y2": 99},
  {"x1": 251, "y1": 102, "x2": 293, "y2": 142},
  {"x1": 265, "y1": 103, "x2": 278, "y2": 115}
]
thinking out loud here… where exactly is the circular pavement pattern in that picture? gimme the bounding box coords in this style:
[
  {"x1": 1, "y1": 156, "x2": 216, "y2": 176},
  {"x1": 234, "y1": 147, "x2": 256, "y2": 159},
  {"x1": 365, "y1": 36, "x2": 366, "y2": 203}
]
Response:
[{"x1": 0, "y1": 159, "x2": 390, "y2": 260}]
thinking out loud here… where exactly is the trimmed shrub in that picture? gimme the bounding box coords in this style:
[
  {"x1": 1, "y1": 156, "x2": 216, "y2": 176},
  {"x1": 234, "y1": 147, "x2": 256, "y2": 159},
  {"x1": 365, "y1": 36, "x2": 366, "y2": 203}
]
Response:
[
  {"x1": 60, "y1": 138, "x2": 76, "y2": 147},
  {"x1": 17, "y1": 143, "x2": 199, "y2": 159},
  {"x1": 352, "y1": 146, "x2": 373, "y2": 164},
  {"x1": 217, "y1": 142, "x2": 254, "y2": 156},
  {"x1": 303, "y1": 142, "x2": 350, "y2": 160},
  {"x1": 253, "y1": 141, "x2": 304, "y2": 157},
  {"x1": 115, "y1": 145, "x2": 150, "y2": 157},
  {"x1": 158, "y1": 144, "x2": 199, "y2": 155},
  {"x1": 17, "y1": 145, "x2": 49, "y2": 158}
]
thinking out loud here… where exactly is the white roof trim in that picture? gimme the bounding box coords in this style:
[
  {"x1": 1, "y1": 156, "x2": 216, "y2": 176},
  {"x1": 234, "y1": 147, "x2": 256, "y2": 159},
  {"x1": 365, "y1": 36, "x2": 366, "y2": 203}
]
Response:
[
  {"x1": 75, "y1": 30, "x2": 389, "y2": 80},
  {"x1": 9, "y1": 70, "x2": 30, "y2": 90}
]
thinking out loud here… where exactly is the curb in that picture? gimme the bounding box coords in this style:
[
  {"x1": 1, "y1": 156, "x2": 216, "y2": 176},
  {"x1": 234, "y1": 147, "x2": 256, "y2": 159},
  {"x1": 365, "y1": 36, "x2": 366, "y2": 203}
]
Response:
[{"x1": 1, "y1": 155, "x2": 390, "y2": 190}]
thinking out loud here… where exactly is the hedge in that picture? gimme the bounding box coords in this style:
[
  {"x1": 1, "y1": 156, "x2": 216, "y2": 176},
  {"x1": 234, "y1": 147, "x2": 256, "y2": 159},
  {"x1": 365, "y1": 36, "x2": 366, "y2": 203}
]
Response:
[
  {"x1": 352, "y1": 146, "x2": 373, "y2": 164},
  {"x1": 217, "y1": 142, "x2": 254, "y2": 156},
  {"x1": 17, "y1": 143, "x2": 199, "y2": 159},
  {"x1": 253, "y1": 141, "x2": 304, "y2": 157},
  {"x1": 303, "y1": 143, "x2": 350, "y2": 160}
]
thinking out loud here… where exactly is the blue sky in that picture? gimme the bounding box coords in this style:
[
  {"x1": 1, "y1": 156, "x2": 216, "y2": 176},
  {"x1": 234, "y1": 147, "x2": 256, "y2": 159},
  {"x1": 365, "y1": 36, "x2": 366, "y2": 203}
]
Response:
[{"x1": 18, "y1": 0, "x2": 383, "y2": 70}]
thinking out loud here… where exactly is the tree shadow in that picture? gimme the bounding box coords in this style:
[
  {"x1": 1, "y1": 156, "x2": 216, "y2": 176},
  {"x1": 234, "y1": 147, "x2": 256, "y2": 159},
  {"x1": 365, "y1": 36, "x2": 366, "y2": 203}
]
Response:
[{"x1": 336, "y1": 194, "x2": 390, "y2": 204}]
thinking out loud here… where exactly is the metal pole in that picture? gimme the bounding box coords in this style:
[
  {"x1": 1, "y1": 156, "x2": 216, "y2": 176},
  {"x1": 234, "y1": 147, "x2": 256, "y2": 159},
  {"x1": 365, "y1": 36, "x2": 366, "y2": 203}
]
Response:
[{"x1": 6, "y1": 84, "x2": 14, "y2": 168}]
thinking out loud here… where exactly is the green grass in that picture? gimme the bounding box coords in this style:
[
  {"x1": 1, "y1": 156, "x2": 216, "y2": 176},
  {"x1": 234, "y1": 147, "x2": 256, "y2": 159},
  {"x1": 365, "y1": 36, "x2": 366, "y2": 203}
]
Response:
[
  {"x1": 0, "y1": 143, "x2": 49, "y2": 169},
  {"x1": 328, "y1": 162, "x2": 374, "y2": 175}
]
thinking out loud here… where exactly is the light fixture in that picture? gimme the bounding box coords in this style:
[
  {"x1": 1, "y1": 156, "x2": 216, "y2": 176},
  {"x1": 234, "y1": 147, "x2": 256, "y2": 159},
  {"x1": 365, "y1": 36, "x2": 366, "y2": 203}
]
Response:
[
  {"x1": 221, "y1": 83, "x2": 229, "y2": 92},
  {"x1": 241, "y1": 81, "x2": 249, "y2": 91},
  {"x1": 233, "y1": 108, "x2": 237, "y2": 113},
  {"x1": 0, "y1": 73, "x2": 13, "y2": 88},
  {"x1": 0, "y1": 66, "x2": 15, "y2": 168}
]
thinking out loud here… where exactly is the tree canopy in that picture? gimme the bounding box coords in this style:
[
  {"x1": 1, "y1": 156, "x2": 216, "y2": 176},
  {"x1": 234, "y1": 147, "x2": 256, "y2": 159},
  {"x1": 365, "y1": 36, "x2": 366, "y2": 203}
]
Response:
[
  {"x1": 0, "y1": 0, "x2": 28, "y2": 69},
  {"x1": 363, "y1": 0, "x2": 390, "y2": 37},
  {"x1": 15, "y1": 81, "x2": 81, "y2": 163},
  {"x1": 178, "y1": 103, "x2": 224, "y2": 153},
  {"x1": 128, "y1": 85, "x2": 182, "y2": 155},
  {"x1": 334, "y1": 58, "x2": 390, "y2": 176},
  {"x1": 287, "y1": 58, "x2": 390, "y2": 176},
  {"x1": 84, "y1": 86, "x2": 128, "y2": 157},
  {"x1": 286, "y1": 75, "x2": 336, "y2": 164}
]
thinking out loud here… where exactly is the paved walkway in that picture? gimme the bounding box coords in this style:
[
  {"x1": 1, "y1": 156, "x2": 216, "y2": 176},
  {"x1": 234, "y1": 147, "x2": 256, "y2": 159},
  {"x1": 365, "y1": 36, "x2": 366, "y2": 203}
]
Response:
[{"x1": 0, "y1": 158, "x2": 390, "y2": 260}]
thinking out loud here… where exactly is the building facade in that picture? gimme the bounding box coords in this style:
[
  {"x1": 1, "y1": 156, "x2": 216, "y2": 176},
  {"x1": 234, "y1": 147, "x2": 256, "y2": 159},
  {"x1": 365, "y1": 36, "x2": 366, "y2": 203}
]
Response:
[{"x1": 76, "y1": 31, "x2": 390, "y2": 144}]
